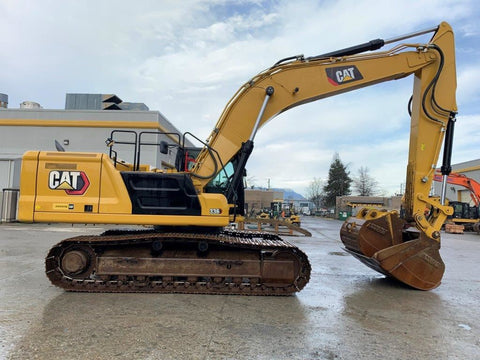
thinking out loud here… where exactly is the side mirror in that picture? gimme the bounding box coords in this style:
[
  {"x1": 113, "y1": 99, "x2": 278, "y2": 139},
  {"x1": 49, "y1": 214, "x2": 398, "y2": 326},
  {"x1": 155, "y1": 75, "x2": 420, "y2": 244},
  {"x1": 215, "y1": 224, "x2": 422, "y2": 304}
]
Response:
[{"x1": 160, "y1": 141, "x2": 169, "y2": 154}]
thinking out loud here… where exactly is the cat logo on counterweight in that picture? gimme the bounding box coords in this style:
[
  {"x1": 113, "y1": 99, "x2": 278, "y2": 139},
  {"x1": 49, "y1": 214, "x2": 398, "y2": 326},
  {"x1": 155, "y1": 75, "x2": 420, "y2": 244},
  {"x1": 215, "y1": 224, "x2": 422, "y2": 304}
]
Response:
[{"x1": 48, "y1": 171, "x2": 90, "y2": 195}]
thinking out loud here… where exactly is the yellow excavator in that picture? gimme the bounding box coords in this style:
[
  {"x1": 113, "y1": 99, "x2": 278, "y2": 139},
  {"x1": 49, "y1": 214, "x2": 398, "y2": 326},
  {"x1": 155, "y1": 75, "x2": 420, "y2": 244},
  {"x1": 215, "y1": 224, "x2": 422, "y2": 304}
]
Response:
[{"x1": 18, "y1": 21, "x2": 457, "y2": 293}]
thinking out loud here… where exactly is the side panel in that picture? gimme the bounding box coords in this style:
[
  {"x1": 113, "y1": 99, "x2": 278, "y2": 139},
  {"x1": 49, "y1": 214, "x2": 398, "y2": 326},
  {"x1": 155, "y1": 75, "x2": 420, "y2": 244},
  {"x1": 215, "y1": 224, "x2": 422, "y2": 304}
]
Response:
[
  {"x1": 34, "y1": 152, "x2": 102, "y2": 214},
  {"x1": 98, "y1": 155, "x2": 132, "y2": 214}
]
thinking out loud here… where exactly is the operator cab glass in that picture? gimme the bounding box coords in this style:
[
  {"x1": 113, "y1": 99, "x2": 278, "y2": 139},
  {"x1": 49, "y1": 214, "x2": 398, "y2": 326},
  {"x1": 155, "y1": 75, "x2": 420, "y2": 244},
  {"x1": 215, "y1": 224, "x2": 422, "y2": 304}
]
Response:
[
  {"x1": 204, "y1": 161, "x2": 246, "y2": 215},
  {"x1": 205, "y1": 162, "x2": 234, "y2": 193}
]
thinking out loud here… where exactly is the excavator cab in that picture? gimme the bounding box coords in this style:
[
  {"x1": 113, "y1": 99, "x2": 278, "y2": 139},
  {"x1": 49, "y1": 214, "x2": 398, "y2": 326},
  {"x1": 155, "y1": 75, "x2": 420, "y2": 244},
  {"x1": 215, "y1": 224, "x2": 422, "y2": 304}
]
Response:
[
  {"x1": 450, "y1": 201, "x2": 471, "y2": 220},
  {"x1": 105, "y1": 129, "x2": 248, "y2": 219}
]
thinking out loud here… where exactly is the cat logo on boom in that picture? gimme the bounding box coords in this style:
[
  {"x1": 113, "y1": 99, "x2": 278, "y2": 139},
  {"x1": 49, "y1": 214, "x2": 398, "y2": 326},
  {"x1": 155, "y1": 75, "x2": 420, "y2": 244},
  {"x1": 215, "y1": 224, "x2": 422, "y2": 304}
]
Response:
[
  {"x1": 48, "y1": 170, "x2": 90, "y2": 195},
  {"x1": 326, "y1": 65, "x2": 363, "y2": 86}
]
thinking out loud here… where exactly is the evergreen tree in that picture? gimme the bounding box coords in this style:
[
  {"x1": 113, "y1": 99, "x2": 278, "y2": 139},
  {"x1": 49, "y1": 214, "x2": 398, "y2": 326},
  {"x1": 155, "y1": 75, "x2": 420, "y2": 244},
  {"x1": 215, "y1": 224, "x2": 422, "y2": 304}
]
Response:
[{"x1": 323, "y1": 153, "x2": 352, "y2": 207}]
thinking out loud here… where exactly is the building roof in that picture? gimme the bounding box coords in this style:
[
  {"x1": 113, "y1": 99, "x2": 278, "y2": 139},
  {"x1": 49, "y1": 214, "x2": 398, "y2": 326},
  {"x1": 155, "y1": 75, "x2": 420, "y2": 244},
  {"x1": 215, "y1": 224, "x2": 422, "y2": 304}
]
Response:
[{"x1": 65, "y1": 93, "x2": 150, "y2": 112}]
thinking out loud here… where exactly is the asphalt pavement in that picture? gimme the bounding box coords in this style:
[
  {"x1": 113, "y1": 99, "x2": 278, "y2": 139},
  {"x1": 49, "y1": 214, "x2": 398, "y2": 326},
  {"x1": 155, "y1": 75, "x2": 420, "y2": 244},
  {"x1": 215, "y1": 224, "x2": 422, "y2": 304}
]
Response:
[{"x1": 1, "y1": 217, "x2": 478, "y2": 359}]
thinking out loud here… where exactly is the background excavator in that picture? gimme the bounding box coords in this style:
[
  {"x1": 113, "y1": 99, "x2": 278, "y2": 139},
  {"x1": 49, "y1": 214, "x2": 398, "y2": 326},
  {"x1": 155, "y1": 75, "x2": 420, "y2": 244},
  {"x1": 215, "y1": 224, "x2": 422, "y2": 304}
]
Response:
[
  {"x1": 433, "y1": 171, "x2": 480, "y2": 231},
  {"x1": 18, "y1": 22, "x2": 457, "y2": 293},
  {"x1": 255, "y1": 202, "x2": 301, "y2": 226}
]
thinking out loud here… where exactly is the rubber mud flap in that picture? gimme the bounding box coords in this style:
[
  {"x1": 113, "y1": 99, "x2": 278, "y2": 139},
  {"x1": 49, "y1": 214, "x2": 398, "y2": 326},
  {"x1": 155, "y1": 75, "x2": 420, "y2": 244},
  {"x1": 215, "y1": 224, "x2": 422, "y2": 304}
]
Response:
[{"x1": 373, "y1": 235, "x2": 444, "y2": 290}]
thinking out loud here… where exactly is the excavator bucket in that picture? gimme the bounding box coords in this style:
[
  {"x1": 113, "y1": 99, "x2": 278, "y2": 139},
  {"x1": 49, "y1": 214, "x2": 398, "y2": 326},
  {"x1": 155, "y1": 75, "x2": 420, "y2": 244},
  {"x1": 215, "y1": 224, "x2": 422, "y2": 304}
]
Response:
[{"x1": 340, "y1": 210, "x2": 445, "y2": 290}]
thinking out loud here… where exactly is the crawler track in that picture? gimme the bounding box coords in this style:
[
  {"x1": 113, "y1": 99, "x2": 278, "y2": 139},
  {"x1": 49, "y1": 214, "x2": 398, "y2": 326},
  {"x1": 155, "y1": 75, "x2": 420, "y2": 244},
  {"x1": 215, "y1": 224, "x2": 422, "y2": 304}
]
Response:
[{"x1": 45, "y1": 229, "x2": 311, "y2": 295}]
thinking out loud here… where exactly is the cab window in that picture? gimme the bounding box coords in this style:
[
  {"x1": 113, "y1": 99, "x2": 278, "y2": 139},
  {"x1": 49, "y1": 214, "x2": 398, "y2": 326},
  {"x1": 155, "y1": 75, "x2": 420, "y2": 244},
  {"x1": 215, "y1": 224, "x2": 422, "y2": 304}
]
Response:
[{"x1": 205, "y1": 162, "x2": 234, "y2": 193}]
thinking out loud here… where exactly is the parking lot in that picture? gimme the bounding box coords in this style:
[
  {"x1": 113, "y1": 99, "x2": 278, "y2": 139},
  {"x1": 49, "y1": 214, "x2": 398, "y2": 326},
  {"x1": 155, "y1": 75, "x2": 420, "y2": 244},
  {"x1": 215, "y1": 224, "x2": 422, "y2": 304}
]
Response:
[{"x1": 1, "y1": 216, "x2": 479, "y2": 359}]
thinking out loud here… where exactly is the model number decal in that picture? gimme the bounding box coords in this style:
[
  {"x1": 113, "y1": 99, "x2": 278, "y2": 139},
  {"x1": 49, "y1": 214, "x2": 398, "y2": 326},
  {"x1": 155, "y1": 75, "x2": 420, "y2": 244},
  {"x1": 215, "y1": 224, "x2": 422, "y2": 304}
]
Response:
[
  {"x1": 326, "y1": 65, "x2": 363, "y2": 86},
  {"x1": 48, "y1": 170, "x2": 90, "y2": 195}
]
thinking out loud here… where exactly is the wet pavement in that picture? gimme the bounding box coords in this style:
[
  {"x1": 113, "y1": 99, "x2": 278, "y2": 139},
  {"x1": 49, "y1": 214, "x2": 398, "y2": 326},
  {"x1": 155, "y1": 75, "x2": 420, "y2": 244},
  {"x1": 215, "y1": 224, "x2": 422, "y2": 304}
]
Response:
[{"x1": 0, "y1": 217, "x2": 479, "y2": 359}]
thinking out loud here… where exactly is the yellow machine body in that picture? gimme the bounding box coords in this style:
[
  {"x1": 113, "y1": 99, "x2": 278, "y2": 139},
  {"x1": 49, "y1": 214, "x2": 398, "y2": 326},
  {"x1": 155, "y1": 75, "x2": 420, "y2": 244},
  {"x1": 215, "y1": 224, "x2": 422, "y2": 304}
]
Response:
[{"x1": 18, "y1": 150, "x2": 229, "y2": 227}]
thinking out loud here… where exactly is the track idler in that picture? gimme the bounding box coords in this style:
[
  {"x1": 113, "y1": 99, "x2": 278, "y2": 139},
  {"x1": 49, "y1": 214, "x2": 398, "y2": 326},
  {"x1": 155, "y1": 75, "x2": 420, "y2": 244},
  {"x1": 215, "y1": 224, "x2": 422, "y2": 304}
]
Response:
[{"x1": 340, "y1": 208, "x2": 445, "y2": 290}]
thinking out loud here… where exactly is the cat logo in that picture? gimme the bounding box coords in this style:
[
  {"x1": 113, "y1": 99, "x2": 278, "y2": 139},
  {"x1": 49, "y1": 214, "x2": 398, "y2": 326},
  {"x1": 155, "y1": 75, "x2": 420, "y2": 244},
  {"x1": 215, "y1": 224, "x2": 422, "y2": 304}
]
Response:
[
  {"x1": 48, "y1": 170, "x2": 90, "y2": 195},
  {"x1": 326, "y1": 65, "x2": 363, "y2": 86}
]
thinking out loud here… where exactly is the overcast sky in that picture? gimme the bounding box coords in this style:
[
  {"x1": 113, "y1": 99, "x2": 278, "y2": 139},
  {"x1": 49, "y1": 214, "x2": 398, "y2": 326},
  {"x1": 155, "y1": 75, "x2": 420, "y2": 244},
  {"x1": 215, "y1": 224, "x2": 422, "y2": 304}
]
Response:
[{"x1": 1, "y1": 0, "x2": 479, "y2": 197}]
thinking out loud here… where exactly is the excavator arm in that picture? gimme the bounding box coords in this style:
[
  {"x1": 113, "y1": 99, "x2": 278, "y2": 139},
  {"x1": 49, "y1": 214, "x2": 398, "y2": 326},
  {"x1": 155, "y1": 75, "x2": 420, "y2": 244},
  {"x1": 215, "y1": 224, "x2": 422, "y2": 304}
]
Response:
[{"x1": 190, "y1": 22, "x2": 457, "y2": 289}]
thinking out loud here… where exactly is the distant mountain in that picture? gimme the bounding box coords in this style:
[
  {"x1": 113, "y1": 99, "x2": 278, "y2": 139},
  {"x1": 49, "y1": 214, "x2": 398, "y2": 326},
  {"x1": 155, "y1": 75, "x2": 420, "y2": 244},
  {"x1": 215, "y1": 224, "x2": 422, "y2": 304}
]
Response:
[
  {"x1": 247, "y1": 187, "x2": 307, "y2": 201},
  {"x1": 271, "y1": 188, "x2": 306, "y2": 201}
]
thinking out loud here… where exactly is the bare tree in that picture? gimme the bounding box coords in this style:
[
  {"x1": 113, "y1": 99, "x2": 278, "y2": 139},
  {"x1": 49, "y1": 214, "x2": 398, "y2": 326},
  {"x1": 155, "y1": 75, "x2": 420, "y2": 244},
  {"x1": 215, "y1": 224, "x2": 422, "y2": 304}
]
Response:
[
  {"x1": 353, "y1": 166, "x2": 378, "y2": 196},
  {"x1": 306, "y1": 177, "x2": 324, "y2": 209}
]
